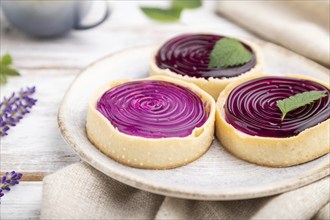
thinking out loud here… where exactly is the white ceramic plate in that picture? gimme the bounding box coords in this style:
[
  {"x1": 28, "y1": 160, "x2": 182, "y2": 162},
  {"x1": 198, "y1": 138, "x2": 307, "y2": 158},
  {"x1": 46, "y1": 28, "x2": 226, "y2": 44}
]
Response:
[{"x1": 58, "y1": 42, "x2": 329, "y2": 200}]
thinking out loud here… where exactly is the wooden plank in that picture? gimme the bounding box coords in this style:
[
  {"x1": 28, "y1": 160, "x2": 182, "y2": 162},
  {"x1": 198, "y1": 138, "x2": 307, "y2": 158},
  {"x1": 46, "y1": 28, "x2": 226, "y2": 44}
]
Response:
[
  {"x1": 1, "y1": 24, "x2": 253, "y2": 70},
  {"x1": 0, "y1": 182, "x2": 42, "y2": 220},
  {"x1": 0, "y1": 172, "x2": 49, "y2": 181}
]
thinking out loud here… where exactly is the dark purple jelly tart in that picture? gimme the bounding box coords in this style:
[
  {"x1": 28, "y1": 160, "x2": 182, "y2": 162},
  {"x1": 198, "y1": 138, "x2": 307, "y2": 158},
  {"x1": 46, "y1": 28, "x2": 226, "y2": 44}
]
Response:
[
  {"x1": 225, "y1": 76, "x2": 330, "y2": 138},
  {"x1": 216, "y1": 74, "x2": 330, "y2": 167},
  {"x1": 96, "y1": 80, "x2": 208, "y2": 138},
  {"x1": 150, "y1": 34, "x2": 264, "y2": 99},
  {"x1": 156, "y1": 34, "x2": 256, "y2": 79},
  {"x1": 86, "y1": 76, "x2": 215, "y2": 169}
]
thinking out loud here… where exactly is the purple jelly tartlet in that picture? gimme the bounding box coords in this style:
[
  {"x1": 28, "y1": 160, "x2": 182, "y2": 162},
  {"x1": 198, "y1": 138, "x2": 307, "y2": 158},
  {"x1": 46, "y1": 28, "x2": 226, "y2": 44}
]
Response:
[
  {"x1": 87, "y1": 76, "x2": 215, "y2": 169},
  {"x1": 150, "y1": 34, "x2": 264, "y2": 99},
  {"x1": 96, "y1": 80, "x2": 208, "y2": 138},
  {"x1": 216, "y1": 74, "x2": 330, "y2": 167},
  {"x1": 156, "y1": 34, "x2": 256, "y2": 79},
  {"x1": 225, "y1": 76, "x2": 330, "y2": 138}
]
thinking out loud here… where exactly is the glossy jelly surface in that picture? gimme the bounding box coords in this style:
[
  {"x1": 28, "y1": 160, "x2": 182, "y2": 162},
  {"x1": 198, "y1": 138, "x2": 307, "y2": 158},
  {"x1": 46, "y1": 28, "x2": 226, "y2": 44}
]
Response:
[
  {"x1": 225, "y1": 77, "x2": 330, "y2": 138},
  {"x1": 97, "y1": 80, "x2": 208, "y2": 138},
  {"x1": 156, "y1": 34, "x2": 256, "y2": 79}
]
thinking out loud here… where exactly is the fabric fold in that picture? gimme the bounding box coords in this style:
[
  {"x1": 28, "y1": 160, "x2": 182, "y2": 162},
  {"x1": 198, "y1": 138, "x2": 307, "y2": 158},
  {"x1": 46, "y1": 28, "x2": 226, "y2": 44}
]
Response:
[
  {"x1": 216, "y1": 1, "x2": 330, "y2": 67},
  {"x1": 41, "y1": 162, "x2": 329, "y2": 220},
  {"x1": 41, "y1": 162, "x2": 164, "y2": 220}
]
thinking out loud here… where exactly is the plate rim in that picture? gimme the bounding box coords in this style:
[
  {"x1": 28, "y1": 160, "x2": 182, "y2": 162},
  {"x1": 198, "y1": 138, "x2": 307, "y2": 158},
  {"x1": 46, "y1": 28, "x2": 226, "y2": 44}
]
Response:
[{"x1": 58, "y1": 43, "x2": 330, "y2": 200}]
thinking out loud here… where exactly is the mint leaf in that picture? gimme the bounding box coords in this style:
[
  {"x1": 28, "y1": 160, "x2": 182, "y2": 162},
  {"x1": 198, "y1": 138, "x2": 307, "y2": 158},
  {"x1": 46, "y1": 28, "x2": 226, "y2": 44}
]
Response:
[
  {"x1": 0, "y1": 64, "x2": 20, "y2": 76},
  {"x1": 208, "y1": 38, "x2": 253, "y2": 68},
  {"x1": 0, "y1": 53, "x2": 20, "y2": 84},
  {"x1": 276, "y1": 90, "x2": 327, "y2": 120},
  {"x1": 172, "y1": 0, "x2": 202, "y2": 9},
  {"x1": 140, "y1": 0, "x2": 201, "y2": 23},
  {"x1": 140, "y1": 7, "x2": 182, "y2": 22},
  {"x1": 1, "y1": 54, "x2": 12, "y2": 65}
]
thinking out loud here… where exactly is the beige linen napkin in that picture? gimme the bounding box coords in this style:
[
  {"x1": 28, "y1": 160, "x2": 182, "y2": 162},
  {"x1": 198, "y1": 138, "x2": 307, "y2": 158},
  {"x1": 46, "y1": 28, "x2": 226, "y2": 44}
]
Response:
[
  {"x1": 41, "y1": 162, "x2": 330, "y2": 219},
  {"x1": 216, "y1": 1, "x2": 330, "y2": 67}
]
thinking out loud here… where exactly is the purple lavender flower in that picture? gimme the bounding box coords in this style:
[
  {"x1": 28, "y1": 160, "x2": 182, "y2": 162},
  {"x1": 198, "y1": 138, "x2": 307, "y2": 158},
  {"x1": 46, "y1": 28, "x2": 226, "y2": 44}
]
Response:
[
  {"x1": 0, "y1": 171, "x2": 22, "y2": 201},
  {"x1": 0, "y1": 86, "x2": 37, "y2": 137},
  {"x1": 1, "y1": 171, "x2": 23, "y2": 187}
]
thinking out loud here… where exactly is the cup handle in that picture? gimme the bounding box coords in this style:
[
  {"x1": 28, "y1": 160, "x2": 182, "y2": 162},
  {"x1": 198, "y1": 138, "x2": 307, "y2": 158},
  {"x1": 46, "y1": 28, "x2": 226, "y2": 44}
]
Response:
[{"x1": 74, "y1": 2, "x2": 110, "y2": 30}]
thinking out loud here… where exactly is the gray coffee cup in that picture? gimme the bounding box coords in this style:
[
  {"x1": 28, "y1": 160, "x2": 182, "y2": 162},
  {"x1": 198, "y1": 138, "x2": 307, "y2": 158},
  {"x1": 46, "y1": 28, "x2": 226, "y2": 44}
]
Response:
[{"x1": 1, "y1": 0, "x2": 110, "y2": 37}]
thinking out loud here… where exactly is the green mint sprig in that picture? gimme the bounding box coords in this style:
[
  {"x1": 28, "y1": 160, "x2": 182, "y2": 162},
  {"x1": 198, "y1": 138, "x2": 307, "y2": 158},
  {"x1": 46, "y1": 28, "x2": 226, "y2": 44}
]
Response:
[
  {"x1": 276, "y1": 90, "x2": 327, "y2": 121},
  {"x1": 208, "y1": 38, "x2": 253, "y2": 68},
  {"x1": 140, "y1": 7, "x2": 182, "y2": 22},
  {"x1": 140, "y1": 0, "x2": 202, "y2": 22},
  {"x1": 0, "y1": 54, "x2": 20, "y2": 84},
  {"x1": 171, "y1": 0, "x2": 202, "y2": 9}
]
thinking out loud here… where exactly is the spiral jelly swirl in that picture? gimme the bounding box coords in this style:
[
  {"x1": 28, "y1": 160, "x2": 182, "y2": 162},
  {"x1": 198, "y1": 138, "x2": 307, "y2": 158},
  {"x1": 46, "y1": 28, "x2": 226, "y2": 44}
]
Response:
[
  {"x1": 225, "y1": 77, "x2": 330, "y2": 138},
  {"x1": 156, "y1": 34, "x2": 256, "y2": 79},
  {"x1": 97, "y1": 80, "x2": 208, "y2": 138}
]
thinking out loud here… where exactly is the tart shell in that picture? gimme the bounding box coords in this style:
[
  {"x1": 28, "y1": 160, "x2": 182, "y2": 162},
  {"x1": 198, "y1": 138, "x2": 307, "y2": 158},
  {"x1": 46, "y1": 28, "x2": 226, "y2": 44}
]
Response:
[
  {"x1": 216, "y1": 74, "x2": 330, "y2": 167},
  {"x1": 86, "y1": 76, "x2": 215, "y2": 169},
  {"x1": 150, "y1": 35, "x2": 264, "y2": 100}
]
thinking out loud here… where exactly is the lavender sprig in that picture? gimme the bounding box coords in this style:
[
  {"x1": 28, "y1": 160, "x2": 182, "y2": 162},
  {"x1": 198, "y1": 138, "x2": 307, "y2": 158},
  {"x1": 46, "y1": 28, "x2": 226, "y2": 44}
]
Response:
[
  {"x1": 0, "y1": 171, "x2": 23, "y2": 201},
  {"x1": 0, "y1": 86, "x2": 37, "y2": 137}
]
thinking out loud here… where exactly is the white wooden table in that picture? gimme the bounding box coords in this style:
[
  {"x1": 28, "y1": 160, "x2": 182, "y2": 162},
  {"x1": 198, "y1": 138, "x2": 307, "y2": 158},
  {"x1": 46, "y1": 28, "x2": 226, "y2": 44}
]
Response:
[{"x1": 0, "y1": 1, "x2": 256, "y2": 219}]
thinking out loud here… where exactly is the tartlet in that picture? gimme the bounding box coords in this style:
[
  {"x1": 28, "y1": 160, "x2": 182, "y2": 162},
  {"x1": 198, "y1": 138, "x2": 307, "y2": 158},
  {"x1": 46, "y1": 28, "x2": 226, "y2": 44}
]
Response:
[
  {"x1": 150, "y1": 33, "x2": 264, "y2": 99},
  {"x1": 86, "y1": 76, "x2": 215, "y2": 169},
  {"x1": 216, "y1": 74, "x2": 330, "y2": 167}
]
